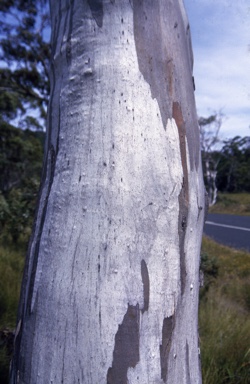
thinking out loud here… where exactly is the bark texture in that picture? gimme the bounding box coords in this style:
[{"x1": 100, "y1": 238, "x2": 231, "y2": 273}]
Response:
[{"x1": 10, "y1": 1, "x2": 205, "y2": 383}]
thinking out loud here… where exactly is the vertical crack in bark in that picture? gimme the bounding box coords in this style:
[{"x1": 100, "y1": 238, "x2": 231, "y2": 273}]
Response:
[
  {"x1": 107, "y1": 304, "x2": 140, "y2": 384},
  {"x1": 172, "y1": 102, "x2": 188, "y2": 196},
  {"x1": 26, "y1": 145, "x2": 56, "y2": 314},
  {"x1": 186, "y1": 341, "x2": 191, "y2": 384},
  {"x1": 160, "y1": 315, "x2": 174, "y2": 383},
  {"x1": 46, "y1": 2, "x2": 61, "y2": 154},
  {"x1": 141, "y1": 259, "x2": 149, "y2": 314},
  {"x1": 66, "y1": 0, "x2": 75, "y2": 66},
  {"x1": 9, "y1": 318, "x2": 23, "y2": 384},
  {"x1": 173, "y1": 101, "x2": 189, "y2": 296},
  {"x1": 25, "y1": 19, "x2": 62, "y2": 316},
  {"x1": 25, "y1": 0, "x2": 68, "y2": 315},
  {"x1": 178, "y1": 184, "x2": 188, "y2": 296},
  {"x1": 87, "y1": 0, "x2": 103, "y2": 27}
]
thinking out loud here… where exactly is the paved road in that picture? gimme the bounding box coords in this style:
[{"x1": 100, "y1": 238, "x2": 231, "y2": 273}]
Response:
[{"x1": 204, "y1": 213, "x2": 250, "y2": 251}]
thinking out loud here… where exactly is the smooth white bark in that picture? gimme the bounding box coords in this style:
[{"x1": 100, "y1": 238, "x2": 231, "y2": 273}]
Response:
[{"x1": 11, "y1": 1, "x2": 205, "y2": 383}]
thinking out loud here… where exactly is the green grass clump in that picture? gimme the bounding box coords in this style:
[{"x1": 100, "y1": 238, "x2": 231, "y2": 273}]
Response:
[
  {"x1": 0, "y1": 244, "x2": 25, "y2": 328},
  {"x1": 200, "y1": 295, "x2": 250, "y2": 384},
  {"x1": 0, "y1": 346, "x2": 9, "y2": 384},
  {"x1": 200, "y1": 236, "x2": 250, "y2": 383},
  {"x1": 0, "y1": 241, "x2": 25, "y2": 383},
  {"x1": 209, "y1": 193, "x2": 250, "y2": 215}
]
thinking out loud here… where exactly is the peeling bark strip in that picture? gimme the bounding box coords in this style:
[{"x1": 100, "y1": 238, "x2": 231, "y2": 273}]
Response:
[
  {"x1": 132, "y1": 0, "x2": 171, "y2": 128},
  {"x1": 141, "y1": 259, "x2": 149, "y2": 313},
  {"x1": 87, "y1": 0, "x2": 103, "y2": 27},
  {"x1": 172, "y1": 102, "x2": 188, "y2": 198},
  {"x1": 107, "y1": 304, "x2": 140, "y2": 384},
  {"x1": 173, "y1": 101, "x2": 189, "y2": 295},
  {"x1": 160, "y1": 316, "x2": 174, "y2": 383},
  {"x1": 26, "y1": 144, "x2": 56, "y2": 314}
]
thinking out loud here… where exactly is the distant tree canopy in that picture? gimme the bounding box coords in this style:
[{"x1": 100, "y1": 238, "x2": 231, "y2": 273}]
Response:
[
  {"x1": 0, "y1": 0, "x2": 49, "y2": 242},
  {"x1": 199, "y1": 112, "x2": 250, "y2": 199},
  {"x1": 199, "y1": 113, "x2": 222, "y2": 206},
  {"x1": 0, "y1": 0, "x2": 50, "y2": 131},
  {"x1": 0, "y1": 122, "x2": 44, "y2": 242},
  {"x1": 217, "y1": 136, "x2": 250, "y2": 193}
]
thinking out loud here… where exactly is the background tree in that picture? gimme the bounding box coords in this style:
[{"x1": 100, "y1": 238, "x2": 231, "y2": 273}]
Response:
[
  {"x1": 0, "y1": 0, "x2": 49, "y2": 243},
  {"x1": 199, "y1": 112, "x2": 223, "y2": 206},
  {"x1": 11, "y1": 1, "x2": 205, "y2": 383},
  {"x1": 217, "y1": 136, "x2": 250, "y2": 193},
  {"x1": 0, "y1": 0, "x2": 50, "y2": 131},
  {"x1": 0, "y1": 2, "x2": 49, "y2": 380},
  {"x1": 0, "y1": 121, "x2": 44, "y2": 242}
]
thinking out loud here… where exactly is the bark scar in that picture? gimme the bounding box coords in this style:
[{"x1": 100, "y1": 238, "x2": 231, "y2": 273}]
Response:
[
  {"x1": 107, "y1": 304, "x2": 140, "y2": 384},
  {"x1": 160, "y1": 315, "x2": 174, "y2": 382},
  {"x1": 132, "y1": 0, "x2": 172, "y2": 128},
  {"x1": 173, "y1": 102, "x2": 189, "y2": 295}
]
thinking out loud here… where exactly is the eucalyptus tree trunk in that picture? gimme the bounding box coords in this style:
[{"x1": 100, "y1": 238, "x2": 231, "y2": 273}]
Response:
[
  {"x1": 10, "y1": 1, "x2": 205, "y2": 383},
  {"x1": 205, "y1": 159, "x2": 218, "y2": 206}
]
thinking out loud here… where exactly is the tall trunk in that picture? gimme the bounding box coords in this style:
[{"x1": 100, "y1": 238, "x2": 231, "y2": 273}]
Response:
[
  {"x1": 204, "y1": 158, "x2": 218, "y2": 206},
  {"x1": 210, "y1": 170, "x2": 218, "y2": 206},
  {"x1": 11, "y1": 1, "x2": 205, "y2": 383}
]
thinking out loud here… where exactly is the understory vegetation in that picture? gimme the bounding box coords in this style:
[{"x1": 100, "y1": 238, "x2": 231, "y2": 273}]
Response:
[
  {"x1": 200, "y1": 236, "x2": 250, "y2": 384},
  {"x1": 209, "y1": 192, "x2": 250, "y2": 215},
  {"x1": 0, "y1": 240, "x2": 25, "y2": 383}
]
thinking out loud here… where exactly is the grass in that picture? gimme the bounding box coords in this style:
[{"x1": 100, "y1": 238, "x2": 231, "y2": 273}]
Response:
[
  {"x1": 0, "y1": 240, "x2": 25, "y2": 383},
  {"x1": 0, "y1": 243, "x2": 25, "y2": 328},
  {"x1": 200, "y1": 236, "x2": 250, "y2": 384},
  {"x1": 209, "y1": 192, "x2": 250, "y2": 215},
  {"x1": 200, "y1": 298, "x2": 250, "y2": 384}
]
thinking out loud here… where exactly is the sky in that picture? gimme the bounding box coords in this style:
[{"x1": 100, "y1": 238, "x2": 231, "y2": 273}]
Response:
[{"x1": 184, "y1": 0, "x2": 250, "y2": 140}]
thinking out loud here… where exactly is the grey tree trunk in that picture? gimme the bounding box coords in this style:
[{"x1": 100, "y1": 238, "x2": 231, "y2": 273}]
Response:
[
  {"x1": 10, "y1": 1, "x2": 205, "y2": 383},
  {"x1": 205, "y1": 159, "x2": 218, "y2": 206}
]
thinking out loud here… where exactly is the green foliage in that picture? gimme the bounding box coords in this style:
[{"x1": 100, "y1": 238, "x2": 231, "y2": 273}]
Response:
[
  {"x1": 0, "y1": 122, "x2": 43, "y2": 192},
  {"x1": 200, "y1": 296, "x2": 250, "y2": 384},
  {"x1": 0, "y1": 1, "x2": 48, "y2": 244},
  {"x1": 199, "y1": 112, "x2": 223, "y2": 205},
  {"x1": 200, "y1": 252, "x2": 219, "y2": 298},
  {"x1": 0, "y1": 242, "x2": 25, "y2": 383},
  {"x1": 0, "y1": 244, "x2": 24, "y2": 327},
  {"x1": 0, "y1": 0, "x2": 50, "y2": 130},
  {"x1": 217, "y1": 136, "x2": 250, "y2": 193},
  {"x1": 200, "y1": 237, "x2": 250, "y2": 383},
  {"x1": 199, "y1": 111, "x2": 250, "y2": 196},
  {"x1": 0, "y1": 124, "x2": 44, "y2": 242},
  {"x1": 0, "y1": 4, "x2": 48, "y2": 378},
  {"x1": 0, "y1": 344, "x2": 9, "y2": 384},
  {"x1": 0, "y1": 193, "x2": 9, "y2": 231},
  {"x1": 201, "y1": 134, "x2": 250, "y2": 196}
]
